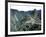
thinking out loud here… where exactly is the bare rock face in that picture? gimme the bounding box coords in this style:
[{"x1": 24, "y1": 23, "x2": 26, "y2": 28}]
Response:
[{"x1": 10, "y1": 9, "x2": 41, "y2": 32}]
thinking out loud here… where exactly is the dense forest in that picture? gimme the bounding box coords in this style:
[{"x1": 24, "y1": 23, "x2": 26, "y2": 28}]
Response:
[{"x1": 10, "y1": 9, "x2": 41, "y2": 32}]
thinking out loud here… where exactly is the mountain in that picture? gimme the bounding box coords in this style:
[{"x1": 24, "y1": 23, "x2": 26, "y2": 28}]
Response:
[{"x1": 10, "y1": 9, "x2": 41, "y2": 31}]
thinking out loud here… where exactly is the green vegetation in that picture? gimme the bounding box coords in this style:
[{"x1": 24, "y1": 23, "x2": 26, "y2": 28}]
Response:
[{"x1": 10, "y1": 9, "x2": 41, "y2": 32}]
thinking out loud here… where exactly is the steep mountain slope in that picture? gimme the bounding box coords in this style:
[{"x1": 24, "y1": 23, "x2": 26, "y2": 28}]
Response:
[{"x1": 10, "y1": 9, "x2": 41, "y2": 31}]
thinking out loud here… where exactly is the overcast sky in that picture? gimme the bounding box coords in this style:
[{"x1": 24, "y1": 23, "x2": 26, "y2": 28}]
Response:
[{"x1": 10, "y1": 6, "x2": 41, "y2": 11}]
